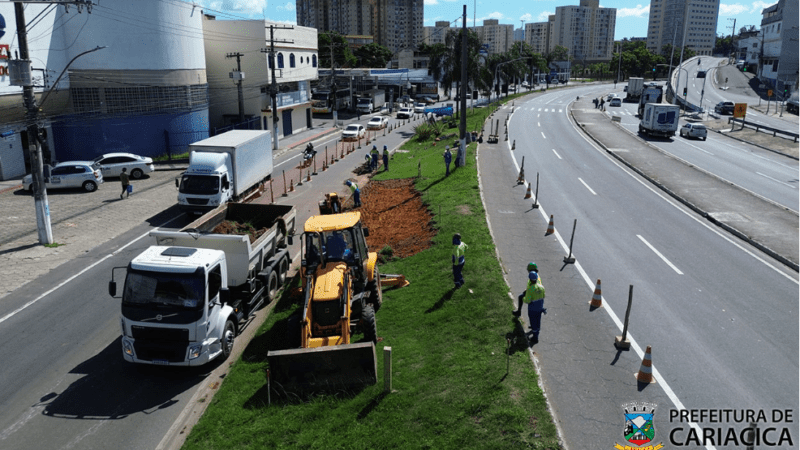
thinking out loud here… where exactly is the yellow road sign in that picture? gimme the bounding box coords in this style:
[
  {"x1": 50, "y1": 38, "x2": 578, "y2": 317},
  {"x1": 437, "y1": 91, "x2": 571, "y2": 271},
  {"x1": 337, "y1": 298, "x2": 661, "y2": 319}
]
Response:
[{"x1": 734, "y1": 103, "x2": 747, "y2": 118}]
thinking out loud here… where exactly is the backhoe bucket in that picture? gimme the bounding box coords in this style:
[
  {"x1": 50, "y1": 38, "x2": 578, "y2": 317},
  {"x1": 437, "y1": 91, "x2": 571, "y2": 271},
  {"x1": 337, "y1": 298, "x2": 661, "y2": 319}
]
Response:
[
  {"x1": 268, "y1": 342, "x2": 377, "y2": 393},
  {"x1": 380, "y1": 273, "x2": 410, "y2": 288}
]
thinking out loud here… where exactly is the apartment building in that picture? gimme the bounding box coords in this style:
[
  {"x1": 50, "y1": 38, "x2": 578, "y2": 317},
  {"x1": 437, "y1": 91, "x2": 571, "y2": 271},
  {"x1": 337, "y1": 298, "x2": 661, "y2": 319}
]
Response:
[
  {"x1": 759, "y1": 0, "x2": 798, "y2": 96},
  {"x1": 472, "y1": 19, "x2": 515, "y2": 55},
  {"x1": 552, "y1": 0, "x2": 616, "y2": 62},
  {"x1": 525, "y1": 20, "x2": 552, "y2": 55},
  {"x1": 423, "y1": 21, "x2": 451, "y2": 46},
  {"x1": 296, "y1": 0, "x2": 373, "y2": 36},
  {"x1": 646, "y1": 0, "x2": 720, "y2": 56}
]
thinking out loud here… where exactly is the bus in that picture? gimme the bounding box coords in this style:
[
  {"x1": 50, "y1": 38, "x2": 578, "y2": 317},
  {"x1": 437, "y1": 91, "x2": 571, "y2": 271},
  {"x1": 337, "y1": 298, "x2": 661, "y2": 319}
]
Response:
[{"x1": 311, "y1": 89, "x2": 351, "y2": 113}]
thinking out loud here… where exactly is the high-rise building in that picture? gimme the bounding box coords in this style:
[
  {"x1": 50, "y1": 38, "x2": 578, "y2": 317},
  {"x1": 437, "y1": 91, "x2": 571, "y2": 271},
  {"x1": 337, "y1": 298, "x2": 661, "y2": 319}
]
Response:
[
  {"x1": 423, "y1": 21, "x2": 450, "y2": 46},
  {"x1": 472, "y1": 19, "x2": 515, "y2": 55},
  {"x1": 552, "y1": 0, "x2": 616, "y2": 62},
  {"x1": 297, "y1": 0, "x2": 423, "y2": 55},
  {"x1": 758, "y1": 0, "x2": 798, "y2": 96},
  {"x1": 525, "y1": 21, "x2": 551, "y2": 55},
  {"x1": 646, "y1": 0, "x2": 720, "y2": 57}
]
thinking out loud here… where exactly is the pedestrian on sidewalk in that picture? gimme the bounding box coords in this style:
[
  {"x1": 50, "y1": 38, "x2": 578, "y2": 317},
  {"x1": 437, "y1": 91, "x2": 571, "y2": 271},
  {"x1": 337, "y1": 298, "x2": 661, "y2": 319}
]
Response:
[
  {"x1": 593, "y1": 98, "x2": 598, "y2": 108},
  {"x1": 451, "y1": 233, "x2": 468, "y2": 288},
  {"x1": 119, "y1": 168, "x2": 130, "y2": 199},
  {"x1": 382, "y1": 145, "x2": 390, "y2": 171},
  {"x1": 345, "y1": 180, "x2": 361, "y2": 207},
  {"x1": 514, "y1": 262, "x2": 539, "y2": 316},
  {"x1": 520, "y1": 271, "x2": 546, "y2": 342},
  {"x1": 600, "y1": 98, "x2": 605, "y2": 111},
  {"x1": 443, "y1": 146, "x2": 452, "y2": 176},
  {"x1": 370, "y1": 145, "x2": 379, "y2": 172}
]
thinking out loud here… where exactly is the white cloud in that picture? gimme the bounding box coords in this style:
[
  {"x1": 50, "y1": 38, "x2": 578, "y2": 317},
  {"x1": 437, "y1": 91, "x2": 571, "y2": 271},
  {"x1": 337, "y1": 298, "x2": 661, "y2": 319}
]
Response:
[
  {"x1": 536, "y1": 11, "x2": 552, "y2": 22},
  {"x1": 221, "y1": 0, "x2": 267, "y2": 13},
  {"x1": 616, "y1": 4, "x2": 649, "y2": 18},
  {"x1": 719, "y1": 3, "x2": 750, "y2": 15},
  {"x1": 750, "y1": 1, "x2": 777, "y2": 13},
  {"x1": 425, "y1": 0, "x2": 439, "y2": 5},
  {"x1": 277, "y1": 1, "x2": 296, "y2": 11},
  {"x1": 520, "y1": 13, "x2": 533, "y2": 22}
]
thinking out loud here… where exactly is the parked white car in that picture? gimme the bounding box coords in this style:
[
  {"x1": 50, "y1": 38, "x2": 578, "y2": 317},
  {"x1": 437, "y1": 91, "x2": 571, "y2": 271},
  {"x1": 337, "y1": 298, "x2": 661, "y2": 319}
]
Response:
[
  {"x1": 92, "y1": 152, "x2": 155, "y2": 179},
  {"x1": 367, "y1": 116, "x2": 389, "y2": 129},
  {"x1": 342, "y1": 124, "x2": 366, "y2": 140},
  {"x1": 679, "y1": 123, "x2": 707, "y2": 141},
  {"x1": 414, "y1": 103, "x2": 426, "y2": 114},
  {"x1": 24, "y1": 161, "x2": 104, "y2": 192}
]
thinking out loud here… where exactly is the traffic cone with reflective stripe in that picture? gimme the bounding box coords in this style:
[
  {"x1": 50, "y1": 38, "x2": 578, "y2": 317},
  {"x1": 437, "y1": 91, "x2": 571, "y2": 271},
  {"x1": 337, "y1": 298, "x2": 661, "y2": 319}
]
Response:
[
  {"x1": 306, "y1": 170, "x2": 312, "y2": 182},
  {"x1": 635, "y1": 346, "x2": 656, "y2": 384},
  {"x1": 524, "y1": 183, "x2": 532, "y2": 199},
  {"x1": 590, "y1": 279, "x2": 603, "y2": 308},
  {"x1": 545, "y1": 215, "x2": 555, "y2": 235},
  {"x1": 288, "y1": 179, "x2": 294, "y2": 192}
]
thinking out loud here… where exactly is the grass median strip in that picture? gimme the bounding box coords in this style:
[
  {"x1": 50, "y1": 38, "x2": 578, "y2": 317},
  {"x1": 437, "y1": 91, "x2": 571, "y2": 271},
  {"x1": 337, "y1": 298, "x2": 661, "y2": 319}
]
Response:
[{"x1": 182, "y1": 101, "x2": 561, "y2": 450}]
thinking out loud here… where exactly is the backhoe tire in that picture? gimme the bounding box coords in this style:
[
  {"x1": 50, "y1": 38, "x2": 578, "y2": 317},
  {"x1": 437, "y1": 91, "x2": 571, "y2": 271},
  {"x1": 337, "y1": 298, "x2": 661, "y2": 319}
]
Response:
[
  {"x1": 366, "y1": 266, "x2": 383, "y2": 313},
  {"x1": 267, "y1": 270, "x2": 279, "y2": 303},
  {"x1": 362, "y1": 304, "x2": 377, "y2": 344},
  {"x1": 221, "y1": 320, "x2": 236, "y2": 360}
]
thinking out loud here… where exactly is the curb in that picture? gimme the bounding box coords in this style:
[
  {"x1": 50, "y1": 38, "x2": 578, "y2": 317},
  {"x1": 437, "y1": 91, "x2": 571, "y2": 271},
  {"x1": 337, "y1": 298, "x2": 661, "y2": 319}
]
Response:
[
  {"x1": 570, "y1": 107, "x2": 799, "y2": 272},
  {"x1": 710, "y1": 127, "x2": 799, "y2": 161},
  {"x1": 0, "y1": 184, "x2": 22, "y2": 195}
]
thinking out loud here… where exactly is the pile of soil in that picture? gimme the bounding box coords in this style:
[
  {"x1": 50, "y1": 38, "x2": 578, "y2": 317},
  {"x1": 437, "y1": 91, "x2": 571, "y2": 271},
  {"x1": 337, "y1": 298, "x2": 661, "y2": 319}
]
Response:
[
  {"x1": 356, "y1": 178, "x2": 436, "y2": 258},
  {"x1": 212, "y1": 220, "x2": 267, "y2": 244}
]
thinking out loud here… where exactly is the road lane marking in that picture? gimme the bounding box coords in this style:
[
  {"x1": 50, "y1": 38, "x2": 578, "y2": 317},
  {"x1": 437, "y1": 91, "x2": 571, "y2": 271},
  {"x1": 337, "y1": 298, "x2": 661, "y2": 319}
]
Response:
[
  {"x1": 552, "y1": 149, "x2": 562, "y2": 159},
  {"x1": 756, "y1": 172, "x2": 796, "y2": 188},
  {"x1": 538, "y1": 122, "x2": 540, "y2": 127},
  {"x1": 578, "y1": 178, "x2": 597, "y2": 195},
  {"x1": 682, "y1": 141, "x2": 714, "y2": 155},
  {"x1": 637, "y1": 235, "x2": 684, "y2": 275},
  {"x1": 541, "y1": 132, "x2": 546, "y2": 139},
  {"x1": 0, "y1": 215, "x2": 185, "y2": 326}
]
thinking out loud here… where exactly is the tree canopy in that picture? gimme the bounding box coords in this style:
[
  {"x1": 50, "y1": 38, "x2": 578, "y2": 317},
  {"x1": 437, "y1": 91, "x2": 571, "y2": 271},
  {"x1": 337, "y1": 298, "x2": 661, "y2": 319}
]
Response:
[
  {"x1": 318, "y1": 31, "x2": 357, "y2": 68},
  {"x1": 354, "y1": 43, "x2": 393, "y2": 68}
]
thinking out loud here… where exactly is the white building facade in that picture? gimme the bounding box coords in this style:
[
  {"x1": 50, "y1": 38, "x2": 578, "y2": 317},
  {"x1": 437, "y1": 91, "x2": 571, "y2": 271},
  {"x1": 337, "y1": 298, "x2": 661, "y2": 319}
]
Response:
[{"x1": 646, "y1": 0, "x2": 720, "y2": 57}]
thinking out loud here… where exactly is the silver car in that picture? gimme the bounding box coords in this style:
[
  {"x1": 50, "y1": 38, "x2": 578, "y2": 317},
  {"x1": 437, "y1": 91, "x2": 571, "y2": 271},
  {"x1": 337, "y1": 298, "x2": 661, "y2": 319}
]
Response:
[
  {"x1": 23, "y1": 161, "x2": 104, "y2": 192},
  {"x1": 92, "y1": 152, "x2": 155, "y2": 179}
]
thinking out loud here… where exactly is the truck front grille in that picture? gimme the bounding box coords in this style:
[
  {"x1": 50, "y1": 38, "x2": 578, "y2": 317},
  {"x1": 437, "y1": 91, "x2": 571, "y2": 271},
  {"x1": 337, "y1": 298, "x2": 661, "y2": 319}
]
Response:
[
  {"x1": 186, "y1": 197, "x2": 209, "y2": 205},
  {"x1": 131, "y1": 326, "x2": 190, "y2": 363},
  {"x1": 131, "y1": 326, "x2": 189, "y2": 341}
]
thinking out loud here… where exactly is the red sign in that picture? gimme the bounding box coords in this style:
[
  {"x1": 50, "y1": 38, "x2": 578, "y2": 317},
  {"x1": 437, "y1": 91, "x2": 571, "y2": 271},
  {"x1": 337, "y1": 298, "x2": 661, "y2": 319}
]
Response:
[{"x1": 0, "y1": 45, "x2": 9, "y2": 59}]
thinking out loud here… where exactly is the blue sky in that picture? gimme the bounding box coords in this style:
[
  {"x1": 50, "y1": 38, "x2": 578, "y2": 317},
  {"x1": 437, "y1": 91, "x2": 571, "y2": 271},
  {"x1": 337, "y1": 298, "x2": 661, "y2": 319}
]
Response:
[{"x1": 196, "y1": 0, "x2": 776, "y2": 41}]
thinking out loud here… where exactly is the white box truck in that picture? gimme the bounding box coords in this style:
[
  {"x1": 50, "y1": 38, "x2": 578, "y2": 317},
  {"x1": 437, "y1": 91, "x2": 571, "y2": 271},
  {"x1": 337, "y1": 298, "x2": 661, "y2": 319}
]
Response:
[
  {"x1": 108, "y1": 202, "x2": 296, "y2": 366},
  {"x1": 177, "y1": 130, "x2": 272, "y2": 215},
  {"x1": 625, "y1": 77, "x2": 644, "y2": 102},
  {"x1": 639, "y1": 103, "x2": 680, "y2": 138},
  {"x1": 638, "y1": 85, "x2": 664, "y2": 116},
  {"x1": 356, "y1": 89, "x2": 386, "y2": 114}
]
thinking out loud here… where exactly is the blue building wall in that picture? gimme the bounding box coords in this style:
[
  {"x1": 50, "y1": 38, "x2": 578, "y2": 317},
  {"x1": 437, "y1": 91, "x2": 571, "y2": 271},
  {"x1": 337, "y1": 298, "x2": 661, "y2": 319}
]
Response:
[{"x1": 52, "y1": 109, "x2": 209, "y2": 161}]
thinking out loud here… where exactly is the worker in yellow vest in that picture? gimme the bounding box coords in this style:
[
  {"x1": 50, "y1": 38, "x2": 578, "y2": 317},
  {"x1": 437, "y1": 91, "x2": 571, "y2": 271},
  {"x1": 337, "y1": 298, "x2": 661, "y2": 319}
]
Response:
[
  {"x1": 521, "y1": 271, "x2": 546, "y2": 342},
  {"x1": 382, "y1": 145, "x2": 390, "y2": 171},
  {"x1": 370, "y1": 145, "x2": 379, "y2": 172},
  {"x1": 452, "y1": 233, "x2": 468, "y2": 288}
]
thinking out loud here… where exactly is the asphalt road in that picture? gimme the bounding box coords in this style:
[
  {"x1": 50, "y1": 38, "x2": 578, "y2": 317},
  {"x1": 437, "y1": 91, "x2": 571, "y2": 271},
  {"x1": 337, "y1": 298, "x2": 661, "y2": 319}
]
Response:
[
  {"x1": 601, "y1": 92, "x2": 799, "y2": 211},
  {"x1": 0, "y1": 112, "x2": 423, "y2": 450},
  {"x1": 503, "y1": 84, "x2": 798, "y2": 445}
]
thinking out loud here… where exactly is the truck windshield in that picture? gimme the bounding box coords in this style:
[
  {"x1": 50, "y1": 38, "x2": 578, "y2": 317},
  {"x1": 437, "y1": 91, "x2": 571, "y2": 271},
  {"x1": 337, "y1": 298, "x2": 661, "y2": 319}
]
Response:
[
  {"x1": 357, "y1": 98, "x2": 370, "y2": 104},
  {"x1": 180, "y1": 175, "x2": 219, "y2": 195},
  {"x1": 123, "y1": 268, "x2": 205, "y2": 310}
]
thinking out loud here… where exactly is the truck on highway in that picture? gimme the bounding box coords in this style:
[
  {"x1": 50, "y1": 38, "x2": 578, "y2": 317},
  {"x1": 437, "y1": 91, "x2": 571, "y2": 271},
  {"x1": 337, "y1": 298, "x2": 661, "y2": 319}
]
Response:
[
  {"x1": 638, "y1": 84, "x2": 664, "y2": 116},
  {"x1": 625, "y1": 77, "x2": 644, "y2": 103},
  {"x1": 177, "y1": 130, "x2": 273, "y2": 215},
  {"x1": 356, "y1": 89, "x2": 386, "y2": 114},
  {"x1": 108, "y1": 202, "x2": 296, "y2": 366},
  {"x1": 639, "y1": 102, "x2": 680, "y2": 138}
]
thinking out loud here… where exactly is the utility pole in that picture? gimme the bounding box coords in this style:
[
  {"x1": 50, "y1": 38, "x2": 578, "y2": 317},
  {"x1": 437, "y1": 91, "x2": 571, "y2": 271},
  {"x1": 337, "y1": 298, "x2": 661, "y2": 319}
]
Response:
[
  {"x1": 675, "y1": 0, "x2": 691, "y2": 113},
  {"x1": 226, "y1": 52, "x2": 246, "y2": 124},
  {"x1": 457, "y1": 4, "x2": 467, "y2": 168},
  {"x1": 728, "y1": 18, "x2": 736, "y2": 62},
  {"x1": 261, "y1": 24, "x2": 293, "y2": 151}
]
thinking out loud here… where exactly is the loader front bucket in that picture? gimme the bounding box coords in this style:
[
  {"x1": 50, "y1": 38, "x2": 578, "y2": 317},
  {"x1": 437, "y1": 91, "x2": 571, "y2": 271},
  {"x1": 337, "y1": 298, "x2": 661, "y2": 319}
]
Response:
[
  {"x1": 268, "y1": 342, "x2": 377, "y2": 393},
  {"x1": 380, "y1": 273, "x2": 410, "y2": 288}
]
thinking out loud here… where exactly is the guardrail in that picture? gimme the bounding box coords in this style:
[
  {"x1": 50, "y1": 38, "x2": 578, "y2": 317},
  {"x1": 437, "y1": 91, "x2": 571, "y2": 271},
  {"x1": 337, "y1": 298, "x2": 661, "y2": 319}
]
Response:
[{"x1": 727, "y1": 118, "x2": 799, "y2": 142}]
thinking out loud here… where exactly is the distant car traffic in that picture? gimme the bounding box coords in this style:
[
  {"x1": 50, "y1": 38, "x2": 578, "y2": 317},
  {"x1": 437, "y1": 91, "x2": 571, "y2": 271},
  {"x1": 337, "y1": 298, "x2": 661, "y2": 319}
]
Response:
[
  {"x1": 367, "y1": 116, "x2": 389, "y2": 129},
  {"x1": 679, "y1": 123, "x2": 708, "y2": 140},
  {"x1": 607, "y1": 93, "x2": 618, "y2": 101},
  {"x1": 609, "y1": 98, "x2": 622, "y2": 107},
  {"x1": 414, "y1": 103, "x2": 426, "y2": 113},
  {"x1": 24, "y1": 161, "x2": 104, "y2": 192},
  {"x1": 92, "y1": 152, "x2": 154, "y2": 179},
  {"x1": 697, "y1": 71, "x2": 706, "y2": 78},
  {"x1": 396, "y1": 107, "x2": 413, "y2": 119},
  {"x1": 714, "y1": 101, "x2": 735, "y2": 115},
  {"x1": 419, "y1": 96, "x2": 437, "y2": 105},
  {"x1": 342, "y1": 124, "x2": 366, "y2": 140}
]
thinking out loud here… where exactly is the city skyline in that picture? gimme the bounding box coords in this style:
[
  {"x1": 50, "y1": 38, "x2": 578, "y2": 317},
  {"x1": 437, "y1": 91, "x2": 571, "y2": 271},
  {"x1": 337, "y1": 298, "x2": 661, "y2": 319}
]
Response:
[{"x1": 194, "y1": 0, "x2": 776, "y2": 42}]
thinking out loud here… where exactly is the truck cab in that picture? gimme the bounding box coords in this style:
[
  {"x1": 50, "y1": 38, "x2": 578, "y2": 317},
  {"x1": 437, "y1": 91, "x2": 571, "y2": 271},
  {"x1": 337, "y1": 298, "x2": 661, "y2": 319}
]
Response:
[
  {"x1": 111, "y1": 246, "x2": 238, "y2": 366},
  {"x1": 178, "y1": 152, "x2": 234, "y2": 215}
]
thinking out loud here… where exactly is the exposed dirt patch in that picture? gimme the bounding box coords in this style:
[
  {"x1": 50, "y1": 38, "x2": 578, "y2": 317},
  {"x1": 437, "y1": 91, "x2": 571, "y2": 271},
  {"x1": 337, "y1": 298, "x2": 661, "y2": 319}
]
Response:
[
  {"x1": 212, "y1": 220, "x2": 266, "y2": 244},
  {"x1": 457, "y1": 205, "x2": 472, "y2": 215},
  {"x1": 354, "y1": 178, "x2": 436, "y2": 259}
]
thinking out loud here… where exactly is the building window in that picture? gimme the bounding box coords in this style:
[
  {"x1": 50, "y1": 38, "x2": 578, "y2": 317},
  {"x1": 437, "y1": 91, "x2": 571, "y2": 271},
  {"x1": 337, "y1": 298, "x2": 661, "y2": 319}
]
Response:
[
  {"x1": 312, "y1": 54, "x2": 317, "y2": 67},
  {"x1": 278, "y1": 53, "x2": 284, "y2": 69},
  {"x1": 290, "y1": 53, "x2": 296, "y2": 68}
]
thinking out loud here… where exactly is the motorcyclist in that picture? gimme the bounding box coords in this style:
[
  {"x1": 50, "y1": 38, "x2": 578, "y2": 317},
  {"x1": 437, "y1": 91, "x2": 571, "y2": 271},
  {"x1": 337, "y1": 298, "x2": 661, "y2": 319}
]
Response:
[{"x1": 304, "y1": 143, "x2": 316, "y2": 160}]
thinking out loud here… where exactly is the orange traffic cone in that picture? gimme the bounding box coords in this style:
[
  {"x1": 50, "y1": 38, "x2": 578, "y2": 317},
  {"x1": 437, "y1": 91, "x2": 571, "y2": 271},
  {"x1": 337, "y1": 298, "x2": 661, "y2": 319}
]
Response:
[
  {"x1": 545, "y1": 215, "x2": 555, "y2": 235},
  {"x1": 331, "y1": 154, "x2": 335, "y2": 165},
  {"x1": 288, "y1": 179, "x2": 294, "y2": 192},
  {"x1": 635, "y1": 346, "x2": 656, "y2": 384},
  {"x1": 517, "y1": 167, "x2": 525, "y2": 185},
  {"x1": 589, "y1": 279, "x2": 603, "y2": 308},
  {"x1": 524, "y1": 183, "x2": 532, "y2": 199},
  {"x1": 322, "y1": 160, "x2": 327, "y2": 171},
  {"x1": 306, "y1": 170, "x2": 311, "y2": 182}
]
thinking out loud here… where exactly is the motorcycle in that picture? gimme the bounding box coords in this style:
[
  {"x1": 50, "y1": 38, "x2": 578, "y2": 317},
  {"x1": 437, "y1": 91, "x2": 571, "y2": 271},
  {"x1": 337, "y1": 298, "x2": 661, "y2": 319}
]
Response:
[{"x1": 303, "y1": 143, "x2": 317, "y2": 162}]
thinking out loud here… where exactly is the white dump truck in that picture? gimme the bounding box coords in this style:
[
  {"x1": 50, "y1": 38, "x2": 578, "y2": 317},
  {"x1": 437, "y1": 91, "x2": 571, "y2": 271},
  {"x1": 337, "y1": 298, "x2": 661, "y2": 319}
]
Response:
[
  {"x1": 109, "y1": 202, "x2": 295, "y2": 366},
  {"x1": 639, "y1": 103, "x2": 680, "y2": 138},
  {"x1": 177, "y1": 130, "x2": 272, "y2": 215}
]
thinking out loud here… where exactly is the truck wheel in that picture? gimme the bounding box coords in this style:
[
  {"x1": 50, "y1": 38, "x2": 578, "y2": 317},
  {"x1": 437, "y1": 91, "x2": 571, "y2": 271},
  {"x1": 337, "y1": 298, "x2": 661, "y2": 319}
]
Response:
[
  {"x1": 278, "y1": 255, "x2": 289, "y2": 286},
  {"x1": 366, "y1": 266, "x2": 383, "y2": 312},
  {"x1": 267, "y1": 270, "x2": 279, "y2": 302},
  {"x1": 362, "y1": 304, "x2": 377, "y2": 343},
  {"x1": 221, "y1": 320, "x2": 236, "y2": 360}
]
